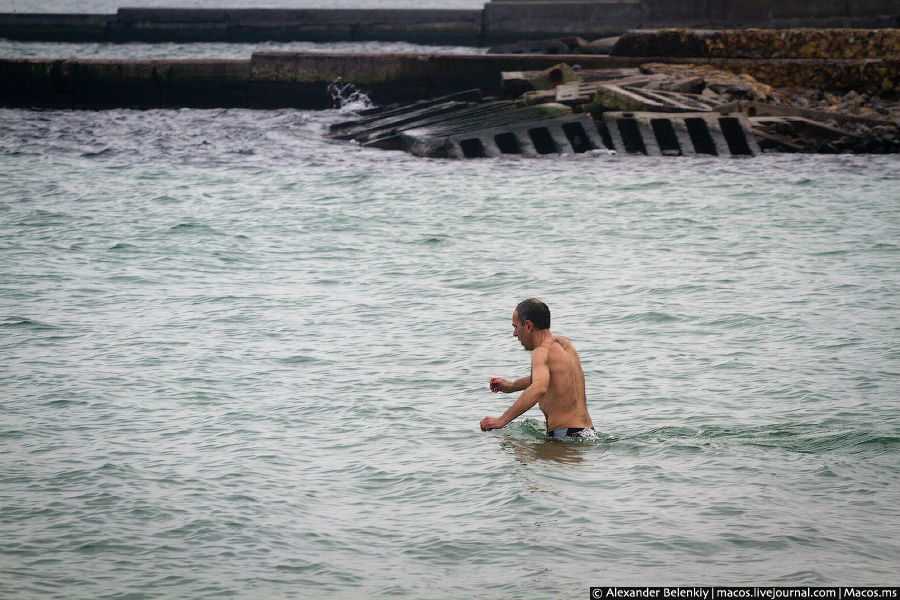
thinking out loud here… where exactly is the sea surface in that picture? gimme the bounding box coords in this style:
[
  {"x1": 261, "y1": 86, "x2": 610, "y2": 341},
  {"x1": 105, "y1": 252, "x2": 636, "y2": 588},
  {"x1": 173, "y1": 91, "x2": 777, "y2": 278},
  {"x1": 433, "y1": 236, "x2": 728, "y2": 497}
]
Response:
[
  {"x1": 1, "y1": 99, "x2": 899, "y2": 598},
  {"x1": 0, "y1": 39, "x2": 488, "y2": 59}
]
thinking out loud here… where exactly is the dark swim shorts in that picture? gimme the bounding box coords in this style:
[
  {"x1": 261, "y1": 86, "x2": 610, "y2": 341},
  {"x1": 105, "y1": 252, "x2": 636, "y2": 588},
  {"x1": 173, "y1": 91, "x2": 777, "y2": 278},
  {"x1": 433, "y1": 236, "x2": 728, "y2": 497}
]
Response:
[{"x1": 547, "y1": 427, "x2": 597, "y2": 440}]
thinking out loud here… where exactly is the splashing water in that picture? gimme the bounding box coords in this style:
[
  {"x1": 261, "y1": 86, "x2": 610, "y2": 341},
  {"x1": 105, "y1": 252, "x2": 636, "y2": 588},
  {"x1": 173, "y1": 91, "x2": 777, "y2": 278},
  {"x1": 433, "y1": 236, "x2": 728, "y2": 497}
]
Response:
[{"x1": 327, "y1": 79, "x2": 376, "y2": 113}]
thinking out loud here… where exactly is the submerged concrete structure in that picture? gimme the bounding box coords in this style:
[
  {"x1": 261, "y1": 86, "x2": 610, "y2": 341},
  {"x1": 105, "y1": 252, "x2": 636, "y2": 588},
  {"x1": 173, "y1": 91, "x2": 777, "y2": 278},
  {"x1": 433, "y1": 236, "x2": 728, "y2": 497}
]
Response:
[
  {"x1": 327, "y1": 92, "x2": 766, "y2": 158},
  {"x1": 326, "y1": 57, "x2": 899, "y2": 158}
]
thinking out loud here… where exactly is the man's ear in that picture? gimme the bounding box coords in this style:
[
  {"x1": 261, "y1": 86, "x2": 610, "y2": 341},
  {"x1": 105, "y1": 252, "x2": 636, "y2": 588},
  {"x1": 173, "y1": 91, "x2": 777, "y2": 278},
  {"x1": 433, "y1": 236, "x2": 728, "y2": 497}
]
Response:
[{"x1": 524, "y1": 320, "x2": 534, "y2": 332}]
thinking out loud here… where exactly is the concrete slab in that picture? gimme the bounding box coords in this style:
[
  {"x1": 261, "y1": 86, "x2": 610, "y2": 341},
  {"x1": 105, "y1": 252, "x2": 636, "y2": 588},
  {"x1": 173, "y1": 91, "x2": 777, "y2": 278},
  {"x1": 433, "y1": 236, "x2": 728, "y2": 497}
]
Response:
[{"x1": 601, "y1": 110, "x2": 760, "y2": 156}]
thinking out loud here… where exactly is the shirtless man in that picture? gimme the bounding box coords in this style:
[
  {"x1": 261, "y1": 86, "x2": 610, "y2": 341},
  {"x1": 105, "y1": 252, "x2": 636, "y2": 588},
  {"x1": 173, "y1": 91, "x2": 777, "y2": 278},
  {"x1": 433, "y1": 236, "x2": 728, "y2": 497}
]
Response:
[{"x1": 480, "y1": 299, "x2": 595, "y2": 440}]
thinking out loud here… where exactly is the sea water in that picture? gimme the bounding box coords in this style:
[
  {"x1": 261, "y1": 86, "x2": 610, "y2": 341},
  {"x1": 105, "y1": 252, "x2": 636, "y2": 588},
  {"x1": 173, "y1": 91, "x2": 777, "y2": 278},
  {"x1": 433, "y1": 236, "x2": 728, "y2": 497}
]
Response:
[
  {"x1": 1, "y1": 98, "x2": 899, "y2": 599},
  {"x1": 0, "y1": 39, "x2": 488, "y2": 59}
]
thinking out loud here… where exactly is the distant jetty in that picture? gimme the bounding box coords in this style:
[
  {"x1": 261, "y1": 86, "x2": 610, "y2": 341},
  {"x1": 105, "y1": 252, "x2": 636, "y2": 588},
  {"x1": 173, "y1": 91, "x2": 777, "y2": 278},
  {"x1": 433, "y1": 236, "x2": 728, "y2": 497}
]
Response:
[
  {"x1": 3, "y1": 49, "x2": 898, "y2": 112},
  {"x1": 0, "y1": 2, "x2": 897, "y2": 45},
  {"x1": 1, "y1": 5, "x2": 899, "y2": 156},
  {"x1": 3, "y1": 26, "x2": 899, "y2": 112}
]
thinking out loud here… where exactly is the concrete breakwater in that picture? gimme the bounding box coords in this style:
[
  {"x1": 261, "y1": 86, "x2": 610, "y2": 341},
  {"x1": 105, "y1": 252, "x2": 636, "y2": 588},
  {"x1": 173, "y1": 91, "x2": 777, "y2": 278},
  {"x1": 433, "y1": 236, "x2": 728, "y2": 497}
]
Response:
[
  {"x1": 612, "y1": 28, "x2": 900, "y2": 60},
  {"x1": 2, "y1": 52, "x2": 898, "y2": 110},
  {"x1": 483, "y1": 0, "x2": 899, "y2": 39},
  {"x1": 1, "y1": 2, "x2": 898, "y2": 45},
  {"x1": 0, "y1": 9, "x2": 484, "y2": 45},
  {"x1": 0, "y1": 54, "x2": 650, "y2": 110}
]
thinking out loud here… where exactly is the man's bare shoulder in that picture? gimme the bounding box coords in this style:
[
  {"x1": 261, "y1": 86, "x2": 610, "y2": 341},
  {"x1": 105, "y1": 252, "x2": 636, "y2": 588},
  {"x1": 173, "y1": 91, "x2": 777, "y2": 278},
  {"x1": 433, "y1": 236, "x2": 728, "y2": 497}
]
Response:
[
  {"x1": 552, "y1": 335, "x2": 575, "y2": 350},
  {"x1": 531, "y1": 345, "x2": 551, "y2": 359},
  {"x1": 541, "y1": 337, "x2": 574, "y2": 361}
]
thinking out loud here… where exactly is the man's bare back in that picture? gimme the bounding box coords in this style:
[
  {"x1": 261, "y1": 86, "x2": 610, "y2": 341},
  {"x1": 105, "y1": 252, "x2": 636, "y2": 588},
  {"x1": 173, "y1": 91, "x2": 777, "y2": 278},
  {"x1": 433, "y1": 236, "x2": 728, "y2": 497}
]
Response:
[
  {"x1": 537, "y1": 335, "x2": 592, "y2": 431},
  {"x1": 481, "y1": 299, "x2": 593, "y2": 435}
]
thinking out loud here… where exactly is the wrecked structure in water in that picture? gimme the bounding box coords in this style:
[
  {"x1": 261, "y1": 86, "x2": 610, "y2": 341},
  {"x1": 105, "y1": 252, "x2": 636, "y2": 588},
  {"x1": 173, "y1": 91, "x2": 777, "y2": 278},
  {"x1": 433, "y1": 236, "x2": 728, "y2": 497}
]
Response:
[
  {"x1": 329, "y1": 29, "x2": 900, "y2": 158},
  {"x1": 329, "y1": 62, "x2": 900, "y2": 158}
]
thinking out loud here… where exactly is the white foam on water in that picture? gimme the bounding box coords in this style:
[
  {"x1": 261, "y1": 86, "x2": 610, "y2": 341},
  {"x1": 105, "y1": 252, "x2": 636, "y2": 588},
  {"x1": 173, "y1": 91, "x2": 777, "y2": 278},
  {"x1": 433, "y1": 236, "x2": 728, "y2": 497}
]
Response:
[{"x1": 328, "y1": 80, "x2": 377, "y2": 113}]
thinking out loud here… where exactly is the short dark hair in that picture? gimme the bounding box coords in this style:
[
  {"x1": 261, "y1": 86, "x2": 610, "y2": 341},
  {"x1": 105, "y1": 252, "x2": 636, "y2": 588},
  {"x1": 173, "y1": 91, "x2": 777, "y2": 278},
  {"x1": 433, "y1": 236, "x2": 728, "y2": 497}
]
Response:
[{"x1": 516, "y1": 298, "x2": 550, "y2": 330}]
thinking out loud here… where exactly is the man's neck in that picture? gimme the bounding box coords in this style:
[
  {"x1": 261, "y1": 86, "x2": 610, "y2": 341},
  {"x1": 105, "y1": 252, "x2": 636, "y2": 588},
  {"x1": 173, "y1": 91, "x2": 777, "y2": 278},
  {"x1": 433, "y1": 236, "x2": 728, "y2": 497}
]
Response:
[{"x1": 531, "y1": 329, "x2": 552, "y2": 348}]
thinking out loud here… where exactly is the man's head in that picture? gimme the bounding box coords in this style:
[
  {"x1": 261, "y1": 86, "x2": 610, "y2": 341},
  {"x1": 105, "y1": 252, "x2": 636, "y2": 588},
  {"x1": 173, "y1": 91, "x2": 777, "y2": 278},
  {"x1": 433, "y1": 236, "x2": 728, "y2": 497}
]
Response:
[{"x1": 512, "y1": 298, "x2": 550, "y2": 350}]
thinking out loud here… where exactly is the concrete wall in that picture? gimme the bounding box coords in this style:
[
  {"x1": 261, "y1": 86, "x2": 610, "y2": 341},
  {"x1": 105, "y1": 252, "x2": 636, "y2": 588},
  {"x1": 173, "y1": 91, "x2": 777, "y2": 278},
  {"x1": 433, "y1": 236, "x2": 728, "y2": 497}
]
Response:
[
  {"x1": 0, "y1": 13, "x2": 111, "y2": 41},
  {"x1": 2, "y1": 53, "x2": 897, "y2": 110},
  {"x1": 249, "y1": 52, "x2": 656, "y2": 105},
  {"x1": 0, "y1": 58, "x2": 253, "y2": 109},
  {"x1": 483, "y1": 0, "x2": 900, "y2": 38},
  {"x1": 711, "y1": 58, "x2": 900, "y2": 97},
  {"x1": 0, "y1": 54, "x2": 653, "y2": 110},
  {"x1": 483, "y1": 1, "x2": 645, "y2": 41},
  {"x1": 0, "y1": 9, "x2": 484, "y2": 44},
  {"x1": 113, "y1": 8, "x2": 483, "y2": 44},
  {"x1": 1, "y1": 3, "x2": 897, "y2": 44},
  {"x1": 612, "y1": 28, "x2": 900, "y2": 59}
]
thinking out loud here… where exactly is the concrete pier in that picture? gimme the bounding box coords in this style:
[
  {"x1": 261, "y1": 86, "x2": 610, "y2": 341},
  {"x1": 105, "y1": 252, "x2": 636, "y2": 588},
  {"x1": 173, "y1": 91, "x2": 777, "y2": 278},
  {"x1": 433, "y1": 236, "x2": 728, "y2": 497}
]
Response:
[
  {"x1": 0, "y1": 9, "x2": 483, "y2": 44},
  {"x1": 0, "y1": 2, "x2": 897, "y2": 45},
  {"x1": 483, "y1": 0, "x2": 899, "y2": 40},
  {"x1": 2, "y1": 52, "x2": 897, "y2": 110},
  {"x1": 0, "y1": 53, "x2": 650, "y2": 110}
]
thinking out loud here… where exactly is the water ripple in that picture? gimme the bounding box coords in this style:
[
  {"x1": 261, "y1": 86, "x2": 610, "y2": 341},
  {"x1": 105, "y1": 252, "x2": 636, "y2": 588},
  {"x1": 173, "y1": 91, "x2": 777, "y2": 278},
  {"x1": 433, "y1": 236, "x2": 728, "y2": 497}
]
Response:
[{"x1": 1, "y1": 107, "x2": 898, "y2": 598}]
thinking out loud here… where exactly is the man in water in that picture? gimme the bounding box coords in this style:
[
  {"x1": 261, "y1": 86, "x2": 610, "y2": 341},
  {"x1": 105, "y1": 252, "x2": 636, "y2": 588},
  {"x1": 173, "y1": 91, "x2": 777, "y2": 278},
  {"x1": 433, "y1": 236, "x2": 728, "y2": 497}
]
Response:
[{"x1": 480, "y1": 299, "x2": 595, "y2": 440}]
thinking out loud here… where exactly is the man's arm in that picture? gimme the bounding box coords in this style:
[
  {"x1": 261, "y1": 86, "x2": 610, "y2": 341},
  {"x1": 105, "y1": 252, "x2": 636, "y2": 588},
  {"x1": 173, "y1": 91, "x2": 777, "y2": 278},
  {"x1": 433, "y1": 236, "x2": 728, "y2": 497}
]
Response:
[
  {"x1": 489, "y1": 375, "x2": 531, "y2": 393},
  {"x1": 481, "y1": 348, "x2": 550, "y2": 431}
]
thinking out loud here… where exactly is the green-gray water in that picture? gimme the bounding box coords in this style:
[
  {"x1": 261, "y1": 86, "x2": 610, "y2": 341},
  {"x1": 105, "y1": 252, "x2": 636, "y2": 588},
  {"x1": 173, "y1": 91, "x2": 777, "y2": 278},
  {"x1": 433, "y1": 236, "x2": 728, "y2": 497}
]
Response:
[{"x1": 1, "y1": 107, "x2": 898, "y2": 598}]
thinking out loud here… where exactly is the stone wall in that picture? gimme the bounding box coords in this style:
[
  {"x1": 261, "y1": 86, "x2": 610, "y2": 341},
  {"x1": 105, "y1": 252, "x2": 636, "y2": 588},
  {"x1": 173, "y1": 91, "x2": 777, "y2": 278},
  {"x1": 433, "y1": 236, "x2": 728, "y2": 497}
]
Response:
[
  {"x1": 484, "y1": 0, "x2": 899, "y2": 38},
  {"x1": 612, "y1": 28, "x2": 900, "y2": 59},
  {"x1": 707, "y1": 29, "x2": 900, "y2": 59},
  {"x1": 712, "y1": 59, "x2": 900, "y2": 96}
]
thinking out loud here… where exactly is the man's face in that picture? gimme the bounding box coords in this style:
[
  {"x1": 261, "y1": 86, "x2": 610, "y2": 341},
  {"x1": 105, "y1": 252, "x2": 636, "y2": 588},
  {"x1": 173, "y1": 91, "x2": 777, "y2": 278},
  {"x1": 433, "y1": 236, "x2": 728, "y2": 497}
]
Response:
[{"x1": 512, "y1": 310, "x2": 532, "y2": 350}]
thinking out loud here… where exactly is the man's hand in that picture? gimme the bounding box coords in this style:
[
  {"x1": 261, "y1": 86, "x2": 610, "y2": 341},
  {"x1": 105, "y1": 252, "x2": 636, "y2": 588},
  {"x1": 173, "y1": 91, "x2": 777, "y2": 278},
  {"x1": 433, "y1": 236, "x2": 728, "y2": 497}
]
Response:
[
  {"x1": 489, "y1": 377, "x2": 512, "y2": 393},
  {"x1": 480, "y1": 416, "x2": 506, "y2": 431}
]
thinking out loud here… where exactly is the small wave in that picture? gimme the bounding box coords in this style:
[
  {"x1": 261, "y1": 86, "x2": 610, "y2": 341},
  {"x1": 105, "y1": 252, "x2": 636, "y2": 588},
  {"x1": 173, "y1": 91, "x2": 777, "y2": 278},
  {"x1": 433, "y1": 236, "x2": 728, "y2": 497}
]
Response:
[
  {"x1": 44, "y1": 398, "x2": 76, "y2": 407},
  {"x1": 0, "y1": 316, "x2": 59, "y2": 330},
  {"x1": 701, "y1": 313, "x2": 787, "y2": 329},
  {"x1": 502, "y1": 419, "x2": 615, "y2": 445},
  {"x1": 277, "y1": 354, "x2": 327, "y2": 365},
  {"x1": 516, "y1": 419, "x2": 547, "y2": 439},
  {"x1": 80, "y1": 147, "x2": 114, "y2": 158},
  {"x1": 108, "y1": 242, "x2": 138, "y2": 251},
  {"x1": 327, "y1": 80, "x2": 375, "y2": 113},
  {"x1": 151, "y1": 194, "x2": 181, "y2": 204},
  {"x1": 619, "y1": 180, "x2": 669, "y2": 191},
  {"x1": 412, "y1": 234, "x2": 449, "y2": 245},
  {"x1": 166, "y1": 222, "x2": 215, "y2": 234},
  {"x1": 625, "y1": 424, "x2": 900, "y2": 455},
  {"x1": 616, "y1": 311, "x2": 680, "y2": 324}
]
